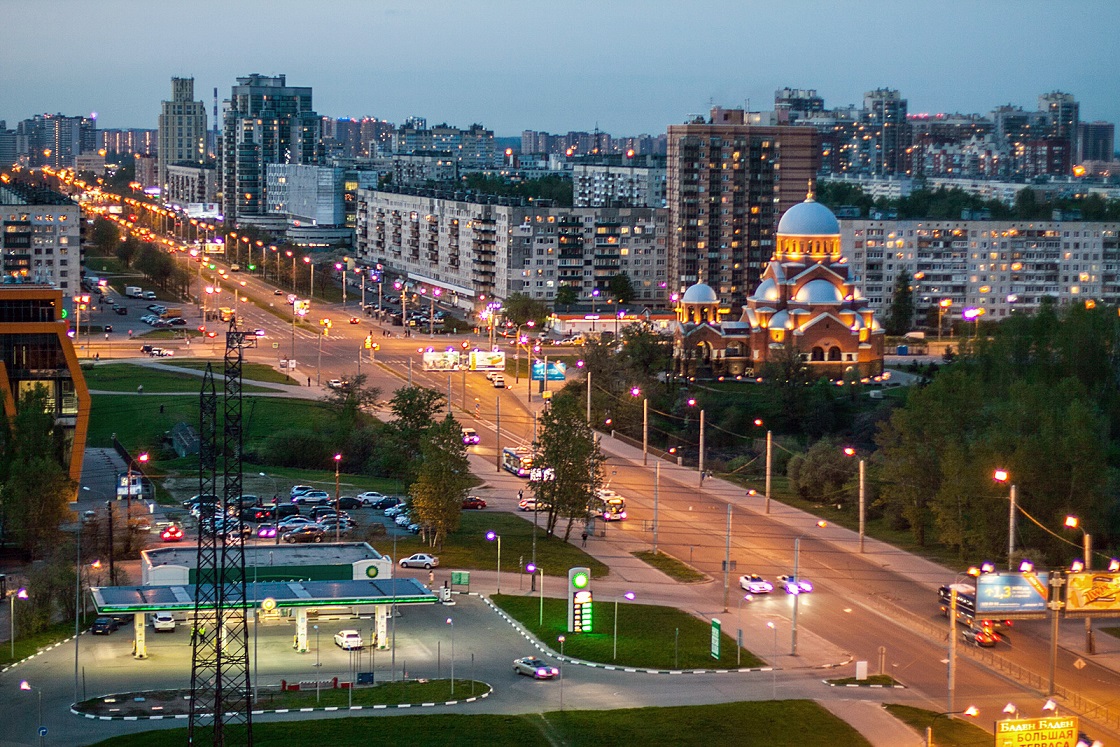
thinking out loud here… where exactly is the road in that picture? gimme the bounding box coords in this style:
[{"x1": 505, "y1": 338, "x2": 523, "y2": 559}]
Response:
[{"x1": 73, "y1": 240, "x2": 1120, "y2": 743}]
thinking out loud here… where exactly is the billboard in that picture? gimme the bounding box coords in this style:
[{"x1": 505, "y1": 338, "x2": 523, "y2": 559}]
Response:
[
  {"x1": 995, "y1": 716, "x2": 1078, "y2": 747},
  {"x1": 531, "y1": 360, "x2": 567, "y2": 381},
  {"x1": 975, "y1": 571, "x2": 1050, "y2": 615},
  {"x1": 1066, "y1": 572, "x2": 1120, "y2": 613},
  {"x1": 469, "y1": 350, "x2": 505, "y2": 371},
  {"x1": 422, "y1": 351, "x2": 460, "y2": 371}
]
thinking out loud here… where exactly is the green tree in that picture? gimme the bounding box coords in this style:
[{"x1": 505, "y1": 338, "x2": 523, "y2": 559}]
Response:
[
  {"x1": 533, "y1": 393, "x2": 605, "y2": 540},
  {"x1": 786, "y1": 437, "x2": 856, "y2": 504},
  {"x1": 115, "y1": 235, "x2": 140, "y2": 268},
  {"x1": 885, "y1": 272, "x2": 914, "y2": 335},
  {"x1": 0, "y1": 387, "x2": 74, "y2": 556},
  {"x1": 320, "y1": 374, "x2": 382, "y2": 431},
  {"x1": 554, "y1": 284, "x2": 578, "y2": 311},
  {"x1": 90, "y1": 217, "x2": 120, "y2": 256},
  {"x1": 409, "y1": 415, "x2": 471, "y2": 549},
  {"x1": 502, "y1": 292, "x2": 550, "y2": 329},
  {"x1": 607, "y1": 273, "x2": 636, "y2": 305},
  {"x1": 383, "y1": 386, "x2": 444, "y2": 482}
]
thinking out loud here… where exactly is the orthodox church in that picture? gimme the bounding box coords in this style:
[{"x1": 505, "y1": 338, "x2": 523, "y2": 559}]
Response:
[{"x1": 671, "y1": 191, "x2": 884, "y2": 379}]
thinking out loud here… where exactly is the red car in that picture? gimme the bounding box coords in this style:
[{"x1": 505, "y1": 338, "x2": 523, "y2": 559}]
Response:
[
  {"x1": 462, "y1": 496, "x2": 487, "y2": 510},
  {"x1": 161, "y1": 525, "x2": 185, "y2": 542}
]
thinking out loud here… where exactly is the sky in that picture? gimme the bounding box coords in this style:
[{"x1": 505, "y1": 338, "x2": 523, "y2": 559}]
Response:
[{"x1": 2, "y1": 0, "x2": 1118, "y2": 136}]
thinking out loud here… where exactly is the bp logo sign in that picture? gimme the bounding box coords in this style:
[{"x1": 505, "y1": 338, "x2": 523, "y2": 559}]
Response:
[{"x1": 365, "y1": 565, "x2": 380, "y2": 579}]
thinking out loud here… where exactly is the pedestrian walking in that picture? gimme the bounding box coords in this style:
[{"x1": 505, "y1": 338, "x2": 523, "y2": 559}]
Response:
[
  {"x1": 307, "y1": 376, "x2": 312, "y2": 387},
  {"x1": 581, "y1": 531, "x2": 588, "y2": 547},
  {"x1": 428, "y1": 569, "x2": 435, "y2": 586}
]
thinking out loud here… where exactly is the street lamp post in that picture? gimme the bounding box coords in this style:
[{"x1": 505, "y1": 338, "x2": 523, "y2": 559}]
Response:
[
  {"x1": 304, "y1": 257, "x2": 315, "y2": 299},
  {"x1": 286, "y1": 250, "x2": 295, "y2": 290},
  {"x1": 938, "y1": 299, "x2": 952, "y2": 341},
  {"x1": 993, "y1": 470, "x2": 1017, "y2": 569},
  {"x1": 613, "y1": 591, "x2": 635, "y2": 660},
  {"x1": 526, "y1": 563, "x2": 544, "y2": 627},
  {"x1": 1065, "y1": 515, "x2": 1096, "y2": 654},
  {"x1": 843, "y1": 447, "x2": 866, "y2": 553},
  {"x1": 558, "y1": 635, "x2": 565, "y2": 710},
  {"x1": 446, "y1": 617, "x2": 455, "y2": 695},
  {"x1": 125, "y1": 452, "x2": 149, "y2": 524},
  {"x1": 333, "y1": 453, "x2": 342, "y2": 542},
  {"x1": 486, "y1": 531, "x2": 501, "y2": 594},
  {"x1": 18, "y1": 680, "x2": 43, "y2": 747},
  {"x1": 926, "y1": 706, "x2": 979, "y2": 747},
  {"x1": 10, "y1": 587, "x2": 29, "y2": 658},
  {"x1": 314, "y1": 624, "x2": 321, "y2": 702},
  {"x1": 335, "y1": 262, "x2": 346, "y2": 307}
]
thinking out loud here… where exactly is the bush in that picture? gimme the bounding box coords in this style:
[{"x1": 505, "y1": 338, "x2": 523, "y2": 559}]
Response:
[{"x1": 252, "y1": 429, "x2": 335, "y2": 469}]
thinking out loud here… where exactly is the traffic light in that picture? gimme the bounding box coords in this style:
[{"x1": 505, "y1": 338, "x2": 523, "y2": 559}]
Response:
[{"x1": 568, "y1": 566, "x2": 593, "y2": 633}]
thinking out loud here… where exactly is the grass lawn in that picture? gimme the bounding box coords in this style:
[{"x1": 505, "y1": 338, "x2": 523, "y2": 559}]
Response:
[
  {"x1": 1103, "y1": 627, "x2": 1120, "y2": 640},
  {"x1": 90, "y1": 700, "x2": 870, "y2": 747},
  {"x1": 158, "y1": 359, "x2": 299, "y2": 385},
  {"x1": 0, "y1": 614, "x2": 95, "y2": 668},
  {"x1": 134, "y1": 328, "x2": 203, "y2": 340},
  {"x1": 491, "y1": 593, "x2": 763, "y2": 669},
  {"x1": 385, "y1": 511, "x2": 607, "y2": 580},
  {"x1": 632, "y1": 550, "x2": 707, "y2": 582},
  {"x1": 87, "y1": 394, "x2": 334, "y2": 451},
  {"x1": 83, "y1": 363, "x2": 279, "y2": 393},
  {"x1": 827, "y1": 675, "x2": 898, "y2": 687},
  {"x1": 884, "y1": 704, "x2": 991, "y2": 746}
]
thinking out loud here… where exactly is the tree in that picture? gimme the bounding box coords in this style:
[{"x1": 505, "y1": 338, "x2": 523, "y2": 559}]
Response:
[
  {"x1": 533, "y1": 393, "x2": 605, "y2": 540},
  {"x1": 0, "y1": 387, "x2": 74, "y2": 556},
  {"x1": 786, "y1": 437, "x2": 856, "y2": 504},
  {"x1": 502, "y1": 292, "x2": 550, "y2": 328},
  {"x1": 383, "y1": 386, "x2": 444, "y2": 482},
  {"x1": 554, "y1": 284, "x2": 578, "y2": 311},
  {"x1": 90, "y1": 217, "x2": 120, "y2": 256},
  {"x1": 409, "y1": 415, "x2": 471, "y2": 549},
  {"x1": 607, "y1": 273, "x2": 636, "y2": 306},
  {"x1": 115, "y1": 235, "x2": 140, "y2": 268},
  {"x1": 885, "y1": 272, "x2": 914, "y2": 335},
  {"x1": 320, "y1": 374, "x2": 381, "y2": 430}
]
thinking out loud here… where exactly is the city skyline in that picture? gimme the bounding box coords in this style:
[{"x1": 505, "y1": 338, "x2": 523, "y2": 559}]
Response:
[{"x1": 2, "y1": 0, "x2": 1117, "y2": 135}]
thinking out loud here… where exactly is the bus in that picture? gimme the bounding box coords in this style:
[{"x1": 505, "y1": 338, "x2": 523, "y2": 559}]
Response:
[
  {"x1": 590, "y1": 495, "x2": 627, "y2": 521},
  {"x1": 937, "y1": 583, "x2": 1012, "y2": 630},
  {"x1": 218, "y1": 307, "x2": 235, "y2": 322},
  {"x1": 501, "y1": 447, "x2": 533, "y2": 478}
]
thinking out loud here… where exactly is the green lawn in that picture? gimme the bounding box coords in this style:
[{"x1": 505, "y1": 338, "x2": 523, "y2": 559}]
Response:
[
  {"x1": 90, "y1": 700, "x2": 870, "y2": 747},
  {"x1": 386, "y1": 511, "x2": 607, "y2": 580},
  {"x1": 884, "y1": 704, "x2": 991, "y2": 746},
  {"x1": 1103, "y1": 627, "x2": 1120, "y2": 640},
  {"x1": 83, "y1": 363, "x2": 279, "y2": 393},
  {"x1": 491, "y1": 594, "x2": 764, "y2": 669},
  {"x1": 827, "y1": 675, "x2": 898, "y2": 687},
  {"x1": 87, "y1": 394, "x2": 334, "y2": 451},
  {"x1": 164, "y1": 359, "x2": 299, "y2": 385},
  {"x1": 632, "y1": 550, "x2": 706, "y2": 582},
  {"x1": 0, "y1": 614, "x2": 95, "y2": 668}
]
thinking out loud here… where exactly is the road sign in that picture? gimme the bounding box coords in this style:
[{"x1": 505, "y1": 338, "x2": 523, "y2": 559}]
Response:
[
  {"x1": 1074, "y1": 657, "x2": 1087, "y2": 670},
  {"x1": 995, "y1": 715, "x2": 1078, "y2": 747},
  {"x1": 38, "y1": 727, "x2": 47, "y2": 737},
  {"x1": 711, "y1": 618, "x2": 721, "y2": 659}
]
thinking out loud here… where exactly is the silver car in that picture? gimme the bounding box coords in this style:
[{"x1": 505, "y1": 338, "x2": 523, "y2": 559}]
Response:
[{"x1": 513, "y1": 657, "x2": 558, "y2": 679}]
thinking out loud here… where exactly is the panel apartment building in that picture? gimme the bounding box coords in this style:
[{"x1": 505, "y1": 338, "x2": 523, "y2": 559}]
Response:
[
  {"x1": 0, "y1": 181, "x2": 81, "y2": 292},
  {"x1": 839, "y1": 219, "x2": 1120, "y2": 322},
  {"x1": 157, "y1": 77, "x2": 207, "y2": 196},
  {"x1": 667, "y1": 107, "x2": 819, "y2": 306},
  {"x1": 355, "y1": 187, "x2": 666, "y2": 308}
]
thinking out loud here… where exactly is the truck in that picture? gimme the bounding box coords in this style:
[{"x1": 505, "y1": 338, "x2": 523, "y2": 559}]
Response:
[
  {"x1": 125, "y1": 286, "x2": 143, "y2": 298},
  {"x1": 218, "y1": 307, "x2": 235, "y2": 322},
  {"x1": 160, "y1": 308, "x2": 183, "y2": 319}
]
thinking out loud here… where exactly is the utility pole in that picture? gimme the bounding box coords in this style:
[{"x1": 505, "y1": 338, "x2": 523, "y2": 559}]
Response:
[
  {"x1": 698, "y1": 409, "x2": 706, "y2": 486},
  {"x1": 495, "y1": 396, "x2": 501, "y2": 472},
  {"x1": 722, "y1": 504, "x2": 731, "y2": 613},
  {"x1": 765, "y1": 430, "x2": 772, "y2": 514},
  {"x1": 653, "y1": 461, "x2": 659, "y2": 554}
]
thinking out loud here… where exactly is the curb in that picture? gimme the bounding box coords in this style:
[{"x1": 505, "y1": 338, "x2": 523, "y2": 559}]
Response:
[
  {"x1": 69, "y1": 684, "x2": 492, "y2": 721},
  {"x1": 1, "y1": 630, "x2": 89, "y2": 674},
  {"x1": 822, "y1": 679, "x2": 906, "y2": 689},
  {"x1": 478, "y1": 594, "x2": 778, "y2": 675}
]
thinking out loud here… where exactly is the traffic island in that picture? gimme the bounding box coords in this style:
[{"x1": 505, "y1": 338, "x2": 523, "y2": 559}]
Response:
[
  {"x1": 824, "y1": 674, "x2": 904, "y2": 688},
  {"x1": 71, "y1": 679, "x2": 491, "y2": 720}
]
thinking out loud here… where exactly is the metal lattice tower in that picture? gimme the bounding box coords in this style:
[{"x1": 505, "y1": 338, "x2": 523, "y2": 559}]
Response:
[{"x1": 188, "y1": 321, "x2": 256, "y2": 745}]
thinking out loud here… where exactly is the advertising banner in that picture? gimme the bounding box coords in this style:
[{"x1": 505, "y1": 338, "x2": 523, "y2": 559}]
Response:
[
  {"x1": 421, "y1": 351, "x2": 460, "y2": 371},
  {"x1": 1066, "y1": 572, "x2": 1120, "y2": 613},
  {"x1": 975, "y1": 572, "x2": 1050, "y2": 615},
  {"x1": 995, "y1": 716, "x2": 1078, "y2": 747},
  {"x1": 468, "y1": 350, "x2": 505, "y2": 371},
  {"x1": 531, "y1": 360, "x2": 567, "y2": 381}
]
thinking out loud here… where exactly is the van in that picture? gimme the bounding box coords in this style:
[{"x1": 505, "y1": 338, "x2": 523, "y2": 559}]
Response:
[
  {"x1": 160, "y1": 308, "x2": 182, "y2": 319},
  {"x1": 125, "y1": 286, "x2": 143, "y2": 298},
  {"x1": 143, "y1": 291, "x2": 158, "y2": 300},
  {"x1": 230, "y1": 264, "x2": 241, "y2": 272}
]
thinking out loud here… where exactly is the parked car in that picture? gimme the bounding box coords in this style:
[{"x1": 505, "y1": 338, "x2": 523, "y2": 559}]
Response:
[
  {"x1": 356, "y1": 491, "x2": 386, "y2": 505},
  {"x1": 334, "y1": 630, "x2": 363, "y2": 650},
  {"x1": 384, "y1": 504, "x2": 408, "y2": 517},
  {"x1": 283, "y1": 525, "x2": 326, "y2": 543},
  {"x1": 292, "y1": 490, "x2": 330, "y2": 505},
  {"x1": 310, "y1": 505, "x2": 347, "y2": 520},
  {"x1": 394, "y1": 513, "x2": 413, "y2": 527},
  {"x1": 151, "y1": 613, "x2": 176, "y2": 632},
  {"x1": 290, "y1": 485, "x2": 314, "y2": 498},
  {"x1": 338, "y1": 496, "x2": 364, "y2": 510},
  {"x1": 738, "y1": 574, "x2": 774, "y2": 594},
  {"x1": 513, "y1": 657, "x2": 558, "y2": 679},
  {"x1": 91, "y1": 617, "x2": 119, "y2": 635},
  {"x1": 256, "y1": 524, "x2": 278, "y2": 539},
  {"x1": 462, "y1": 496, "x2": 487, "y2": 510},
  {"x1": 492, "y1": 375, "x2": 505, "y2": 388},
  {"x1": 399, "y1": 553, "x2": 439, "y2": 569}
]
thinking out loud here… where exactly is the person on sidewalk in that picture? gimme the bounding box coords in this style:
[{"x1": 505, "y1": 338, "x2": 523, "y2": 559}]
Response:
[{"x1": 581, "y1": 531, "x2": 588, "y2": 547}]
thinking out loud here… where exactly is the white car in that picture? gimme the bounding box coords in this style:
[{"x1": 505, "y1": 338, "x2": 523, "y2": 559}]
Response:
[
  {"x1": 278, "y1": 516, "x2": 315, "y2": 530},
  {"x1": 394, "y1": 513, "x2": 412, "y2": 526},
  {"x1": 292, "y1": 490, "x2": 330, "y2": 505},
  {"x1": 356, "y1": 491, "x2": 385, "y2": 505},
  {"x1": 738, "y1": 574, "x2": 774, "y2": 594},
  {"x1": 152, "y1": 613, "x2": 176, "y2": 632},
  {"x1": 399, "y1": 553, "x2": 439, "y2": 569},
  {"x1": 334, "y1": 630, "x2": 363, "y2": 650},
  {"x1": 513, "y1": 656, "x2": 558, "y2": 679},
  {"x1": 492, "y1": 375, "x2": 505, "y2": 388}
]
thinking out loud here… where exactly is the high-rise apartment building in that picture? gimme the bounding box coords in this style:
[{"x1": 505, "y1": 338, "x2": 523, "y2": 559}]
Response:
[
  {"x1": 100, "y1": 128, "x2": 158, "y2": 158},
  {"x1": 220, "y1": 74, "x2": 321, "y2": 223},
  {"x1": 666, "y1": 107, "x2": 819, "y2": 304},
  {"x1": 15, "y1": 114, "x2": 97, "y2": 168},
  {"x1": 863, "y1": 88, "x2": 909, "y2": 175},
  {"x1": 157, "y1": 77, "x2": 207, "y2": 195},
  {"x1": 1077, "y1": 121, "x2": 1115, "y2": 164},
  {"x1": 0, "y1": 181, "x2": 81, "y2": 292}
]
